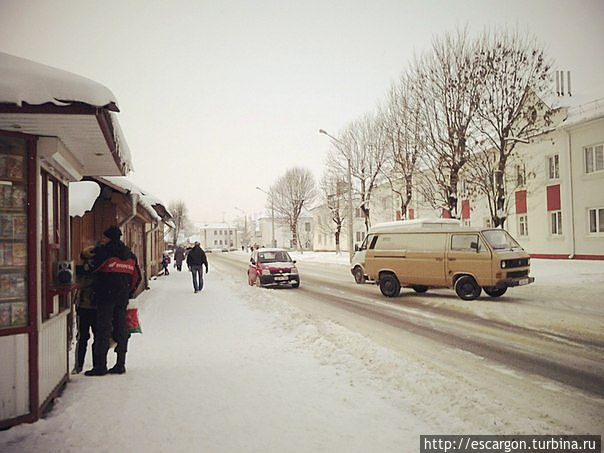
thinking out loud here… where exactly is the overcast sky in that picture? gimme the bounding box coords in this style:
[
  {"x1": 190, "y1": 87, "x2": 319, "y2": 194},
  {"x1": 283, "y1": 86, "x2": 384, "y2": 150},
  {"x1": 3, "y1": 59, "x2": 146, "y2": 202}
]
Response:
[{"x1": 1, "y1": 0, "x2": 603, "y2": 224}]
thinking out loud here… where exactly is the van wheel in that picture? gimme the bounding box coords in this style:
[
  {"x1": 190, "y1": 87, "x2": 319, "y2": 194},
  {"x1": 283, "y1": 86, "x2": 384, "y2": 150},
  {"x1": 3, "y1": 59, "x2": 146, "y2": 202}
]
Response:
[
  {"x1": 454, "y1": 276, "x2": 481, "y2": 300},
  {"x1": 412, "y1": 285, "x2": 428, "y2": 293},
  {"x1": 484, "y1": 287, "x2": 507, "y2": 297},
  {"x1": 353, "y1": 267, "x2": 366, "y2": 284},
  {"x1": 379, "y1": 274, "x2": 401, "y2": 297}
]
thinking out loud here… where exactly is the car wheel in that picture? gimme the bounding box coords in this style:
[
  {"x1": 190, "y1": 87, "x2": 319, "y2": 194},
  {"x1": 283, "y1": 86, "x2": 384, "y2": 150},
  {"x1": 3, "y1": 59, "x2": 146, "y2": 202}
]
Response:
[
  {"x1": 483, "y1": 286, "x2": 507, "y2": 297},
  {"x1": 353, "y1": 267, "x2": 366, "y2": 284},
  {"x1": 379, "y1": 274, "x2": 400, "y2": 297},
  {"x1": 291, "y1": 281, "x2": 300, "y2": 288},
  {"x1": 454, "y1": 276, "x2": 481, "y2": 300},
  {"x1": 412, "y1": 285, "x2": 428, "y2": 293}
]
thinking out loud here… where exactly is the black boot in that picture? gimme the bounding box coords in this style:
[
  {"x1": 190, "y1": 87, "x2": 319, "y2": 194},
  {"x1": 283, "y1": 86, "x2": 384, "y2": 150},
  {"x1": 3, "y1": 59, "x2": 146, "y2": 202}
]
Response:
[
  {"x1": 84, "y1": 367, "x2": 108, "y2": 376},
  {"x1": 108, "y1": 352, "x2": 126, "y2": 374}
]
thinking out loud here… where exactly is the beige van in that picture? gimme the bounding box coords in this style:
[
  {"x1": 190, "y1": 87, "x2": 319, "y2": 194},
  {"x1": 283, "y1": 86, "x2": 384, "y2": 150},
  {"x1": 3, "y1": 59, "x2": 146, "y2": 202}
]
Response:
[{"x1": 361, "y1": 219, "x2": 534, "y2": 300}]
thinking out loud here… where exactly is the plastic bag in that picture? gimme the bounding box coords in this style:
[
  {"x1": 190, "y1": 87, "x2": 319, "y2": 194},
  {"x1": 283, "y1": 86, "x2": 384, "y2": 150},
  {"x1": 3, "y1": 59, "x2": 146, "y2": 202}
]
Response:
[{"x1": 126, "y1": 307, "x2": 142, "y2": 334}]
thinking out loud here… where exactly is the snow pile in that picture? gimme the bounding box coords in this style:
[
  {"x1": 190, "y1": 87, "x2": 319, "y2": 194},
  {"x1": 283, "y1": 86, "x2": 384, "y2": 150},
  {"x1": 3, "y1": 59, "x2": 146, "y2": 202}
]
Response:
[{"x1": 68, "y1": 181, "x2": 101, "y2": 217}]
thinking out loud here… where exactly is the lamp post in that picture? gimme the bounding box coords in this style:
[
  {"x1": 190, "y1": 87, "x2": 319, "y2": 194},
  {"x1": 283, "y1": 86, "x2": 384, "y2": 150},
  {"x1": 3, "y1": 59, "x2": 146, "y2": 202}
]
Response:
[
  {"x1": 256, "y1": 186, "x2": 276, "y2": 247},
  {"x1": 319, "y1": 128, "x2": 354, "y2": 262},
  {"x1": 234, "y1": 206, "x2": 248, "y2": 249}
]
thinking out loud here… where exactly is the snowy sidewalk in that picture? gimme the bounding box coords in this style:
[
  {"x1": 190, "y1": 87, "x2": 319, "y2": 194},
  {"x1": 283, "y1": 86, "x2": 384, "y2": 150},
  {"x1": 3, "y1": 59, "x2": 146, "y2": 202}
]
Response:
[{"x1": 0, "y1": 269, "x2": 420, "y2": 453}]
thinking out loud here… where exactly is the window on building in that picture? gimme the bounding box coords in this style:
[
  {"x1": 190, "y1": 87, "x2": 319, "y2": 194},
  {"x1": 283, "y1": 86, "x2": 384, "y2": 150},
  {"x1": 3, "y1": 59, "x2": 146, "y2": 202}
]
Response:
[
  {"x1": 585, "y1": 144, "x2": 604, "y2": 174},
  {"x1": 229, "y1": 230, "x2": 233, "y2": 235},
  {"x1": 355, "y1": 231, "x2": 364, "y2": 242},
  {"x1": 214, "y1": 230, "x2": 217, "y2": 235},
  {"x1": 214, "y1": 240, "x2": 217, "y2": 245},
  {"x1": 588, "y1": 207, "x2": 604, "y2": 234},
  {"x1": 461, "y1": 179, "x2": 467, "y2": 196},
  {"x1": 462, "y1": 219, "x2": 471, "y2": 227},
  {"x1": 305, "y1": 222, "x2": 311, "y2": 232},
  {"x1": 219, "y1": 240, "x2": 223, "y2": 245},
  {"x1": 355, "y1": 207, "x2": 364, "y2": 218},
  {"x1": 516, "y1": 164, "x2": 526, "y2": 186},
  {"x1": 550, "y1": 211, "x2": 562, "y2": 235},
  {"x1": 518, "y1": 215, "x2": 528, "y2": 236},
  {"x1": 548, "y1": 154, "x2": 559, "y2": 180},
  {"x1": 484, "y1": 218, "x2": 492, "y2": 228}
]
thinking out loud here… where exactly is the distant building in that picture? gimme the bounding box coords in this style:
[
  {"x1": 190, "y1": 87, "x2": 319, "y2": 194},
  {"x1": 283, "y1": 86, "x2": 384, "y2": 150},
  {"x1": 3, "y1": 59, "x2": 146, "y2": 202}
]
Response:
[{"x1": 197, "y1": 223, "x2": 238, "y2": 250}]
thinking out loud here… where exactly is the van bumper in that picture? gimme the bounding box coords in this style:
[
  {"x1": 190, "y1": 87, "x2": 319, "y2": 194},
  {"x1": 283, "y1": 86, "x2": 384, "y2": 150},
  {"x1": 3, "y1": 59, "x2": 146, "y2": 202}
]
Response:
[{"x1": 498, "y1": 276, "x2": 535, "y2": 288}]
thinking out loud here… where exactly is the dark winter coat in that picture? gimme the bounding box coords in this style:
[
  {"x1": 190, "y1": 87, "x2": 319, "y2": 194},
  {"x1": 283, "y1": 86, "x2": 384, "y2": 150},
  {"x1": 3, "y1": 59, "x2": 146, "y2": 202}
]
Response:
[
  {"x1": 186, "y1": 245, "x2": 208, "y2": 270},
  {"x1": 92, "y1": 240, "x2": 142, "y2": 303},
  {"x1": 174, "y1": 247, "x2": 185, "y2": 263}
]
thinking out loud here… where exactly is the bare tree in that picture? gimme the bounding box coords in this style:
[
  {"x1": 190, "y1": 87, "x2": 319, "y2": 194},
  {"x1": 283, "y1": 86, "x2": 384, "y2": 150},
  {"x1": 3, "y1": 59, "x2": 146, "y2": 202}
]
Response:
[
  {"x1": 327, "y1": 114, "x2": 388, "y2": 232},
  {"x1": 380, "y1": 73, "x2": 423, "y2": 219},
  {"x1": 167, "y1": 200, "x2": 188, "y2": 246},
  {"x1": 415, "y1": 28, "x2": 483, "y2": 218},
  {"x1": 318, "y1": 171, "x2": 346, "y2": 254},
  {"x1": 471, "y1": 28, "x2": 554, "y2": 227},
  {"x1": 270, "y1": 167, "x2": 316, "y2": 249}
]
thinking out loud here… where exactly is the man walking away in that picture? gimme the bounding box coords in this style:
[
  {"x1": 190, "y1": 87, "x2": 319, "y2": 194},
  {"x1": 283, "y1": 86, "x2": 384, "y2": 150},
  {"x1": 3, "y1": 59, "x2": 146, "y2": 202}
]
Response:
[
  {"x1": 85, "y1": 226, "x2": 141, "y2": 376},
  {"x1": 174, "y1": 246, "x2": 185, "y2": 271},
  {"x1": 186, "y1": 241, "x2": 208, "y2": 293}
]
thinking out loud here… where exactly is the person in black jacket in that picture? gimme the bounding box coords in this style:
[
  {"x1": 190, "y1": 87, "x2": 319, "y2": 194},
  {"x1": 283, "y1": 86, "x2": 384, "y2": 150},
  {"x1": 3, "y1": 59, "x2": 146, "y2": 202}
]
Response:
[
  {"x1": 186, "y1": 241, "x2": 208, "y2": 293},
  {"x1": 85, "y1": 226, "x2": 141, "y2": 376}
]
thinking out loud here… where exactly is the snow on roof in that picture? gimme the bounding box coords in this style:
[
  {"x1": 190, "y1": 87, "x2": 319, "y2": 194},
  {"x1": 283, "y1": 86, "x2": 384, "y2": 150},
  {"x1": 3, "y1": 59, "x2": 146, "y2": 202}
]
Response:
[
  {"x1": 0, "y1": 52, "x2": 134, "y2": 174},
  {"x1": 68, "y1": 181, "x2": 101, "y2": 217},
  {"x1": 562, "y1": 98, "x2": 604, "y2": 128},
  {"x1": 95, "y1": 176, "x2": 173, "y2": 223},
  {"x1": 0, "y1": 52, "x2": 118, "y2": 109},
  {"x1": 200, "y1": 223, "x2": 237, "y2": 229}
]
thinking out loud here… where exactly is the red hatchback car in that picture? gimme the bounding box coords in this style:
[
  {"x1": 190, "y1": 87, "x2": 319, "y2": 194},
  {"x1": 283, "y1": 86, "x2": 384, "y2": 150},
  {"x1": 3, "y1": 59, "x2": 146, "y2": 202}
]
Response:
[{"x1": 248, "y1": 248, "x2": 300, "y2": 288}]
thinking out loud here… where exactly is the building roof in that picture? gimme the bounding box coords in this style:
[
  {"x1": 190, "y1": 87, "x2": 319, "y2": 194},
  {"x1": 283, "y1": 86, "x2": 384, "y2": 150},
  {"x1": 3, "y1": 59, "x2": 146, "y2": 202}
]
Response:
[
  {"x1": 94, "y1": 176, "x2": 173, "y2": 225},
  {"x1": 0, "y1": 52, "x2": 133, "y2": 176}
]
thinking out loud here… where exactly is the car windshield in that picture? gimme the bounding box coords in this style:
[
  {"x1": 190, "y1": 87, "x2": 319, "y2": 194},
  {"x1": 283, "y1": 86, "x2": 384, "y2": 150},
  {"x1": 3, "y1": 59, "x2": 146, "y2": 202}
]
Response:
[
  {"x1": 257, "y1": 251, "x2": 292, "y2": 263},
  {"x1": 483, "y1": 229, "x2": 522, "y2": 251}
]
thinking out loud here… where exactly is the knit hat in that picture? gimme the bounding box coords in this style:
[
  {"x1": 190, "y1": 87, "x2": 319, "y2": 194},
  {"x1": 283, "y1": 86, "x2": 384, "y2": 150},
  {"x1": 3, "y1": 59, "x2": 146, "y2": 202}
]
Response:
[{"x1": 103, "y1": 225, "x2": 122, "y2": 241}]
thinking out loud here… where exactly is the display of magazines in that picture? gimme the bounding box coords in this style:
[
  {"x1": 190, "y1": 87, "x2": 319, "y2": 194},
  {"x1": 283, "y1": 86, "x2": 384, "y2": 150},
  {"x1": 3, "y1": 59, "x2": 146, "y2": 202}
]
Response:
[{"x1": 0, "y1": 136, "x2": 28, "y2": 330}]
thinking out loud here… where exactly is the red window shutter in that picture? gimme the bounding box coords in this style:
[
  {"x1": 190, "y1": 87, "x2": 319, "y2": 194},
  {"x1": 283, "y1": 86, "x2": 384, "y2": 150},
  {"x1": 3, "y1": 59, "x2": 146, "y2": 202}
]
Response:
[
  {"x1": 515, "y1": 190, "x2": 527, "y2": 214},
  {"x1": 408, "y1": 208, "x2": 414, "y2": 220},
  {"x1": 396, "y1": 210, "x2": 401, "y2": 220},
  {"x1": 461, "y1": 200, "x2": 470, "y2": 219},
  {"x1": 441, "y1": 208, "x2": 451, "y2": 218},
  {"x1": 546, "y1": 185, "x2": 561, "y2": 211}
]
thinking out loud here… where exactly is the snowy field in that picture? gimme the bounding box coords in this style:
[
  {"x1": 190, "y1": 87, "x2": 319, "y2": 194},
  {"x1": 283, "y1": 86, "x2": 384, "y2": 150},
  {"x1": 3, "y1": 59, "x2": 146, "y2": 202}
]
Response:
[{"x1": 0, "y1": 257, "x2": 602, "y2": 452}]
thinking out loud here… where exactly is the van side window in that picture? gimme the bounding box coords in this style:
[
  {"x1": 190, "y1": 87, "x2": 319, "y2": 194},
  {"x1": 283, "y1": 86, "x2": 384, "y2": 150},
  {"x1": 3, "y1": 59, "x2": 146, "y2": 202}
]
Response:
[
  {"x1": 373, "y1": 234, "x2": 406, "y2": 250},
  {"x1": 451, "y1": 234, "x2": 482, "y2": 251}
]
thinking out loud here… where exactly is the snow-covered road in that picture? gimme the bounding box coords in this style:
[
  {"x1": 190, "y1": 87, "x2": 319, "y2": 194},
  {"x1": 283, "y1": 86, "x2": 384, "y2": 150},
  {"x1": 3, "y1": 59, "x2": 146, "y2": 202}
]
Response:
[{"x1": 0, "y1": 256, "x2": 602, "y2": 452}]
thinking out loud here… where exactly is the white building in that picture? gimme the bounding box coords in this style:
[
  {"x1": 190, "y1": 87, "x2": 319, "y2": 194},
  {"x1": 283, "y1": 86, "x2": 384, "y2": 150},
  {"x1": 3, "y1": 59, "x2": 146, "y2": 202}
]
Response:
[
  {"x1": 197, "y1": 223, "x2": 238, "y2": 250},
  {"x1": 256, "y1": 211, "x2": 314, "y2": 249}
]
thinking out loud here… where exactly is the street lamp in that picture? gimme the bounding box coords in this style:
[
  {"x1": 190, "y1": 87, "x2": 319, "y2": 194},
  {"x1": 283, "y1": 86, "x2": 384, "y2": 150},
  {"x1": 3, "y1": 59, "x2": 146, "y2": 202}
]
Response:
[
  {"x1": 319, "y1": 128, "x2": 354, "y2": 262},
  {"x1": 234, "y1": 206, "x2": 248, "y2": 248},
  {"x1": 256, "y1": 186, "x2": 276, "y2": 247}
]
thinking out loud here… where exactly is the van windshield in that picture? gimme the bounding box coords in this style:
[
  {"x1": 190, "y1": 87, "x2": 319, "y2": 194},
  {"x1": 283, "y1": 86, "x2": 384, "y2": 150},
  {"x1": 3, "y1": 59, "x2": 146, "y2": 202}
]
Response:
[{"x1": 483, "y1": 230, "x2": 522, "y2": 251}]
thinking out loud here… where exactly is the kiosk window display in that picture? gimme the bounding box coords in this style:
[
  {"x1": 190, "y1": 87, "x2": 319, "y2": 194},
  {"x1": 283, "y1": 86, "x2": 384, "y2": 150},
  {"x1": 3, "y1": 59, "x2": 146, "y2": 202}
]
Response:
[{"x1": 0, "y1": 136, "x2": 28, "y2": 330}]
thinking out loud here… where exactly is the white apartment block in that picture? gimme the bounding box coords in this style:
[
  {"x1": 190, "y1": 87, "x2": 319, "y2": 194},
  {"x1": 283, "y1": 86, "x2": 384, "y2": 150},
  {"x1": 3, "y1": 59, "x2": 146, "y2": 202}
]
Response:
[{"x1": 197, "y1": 223, "x2": 239, "y2": 250}]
